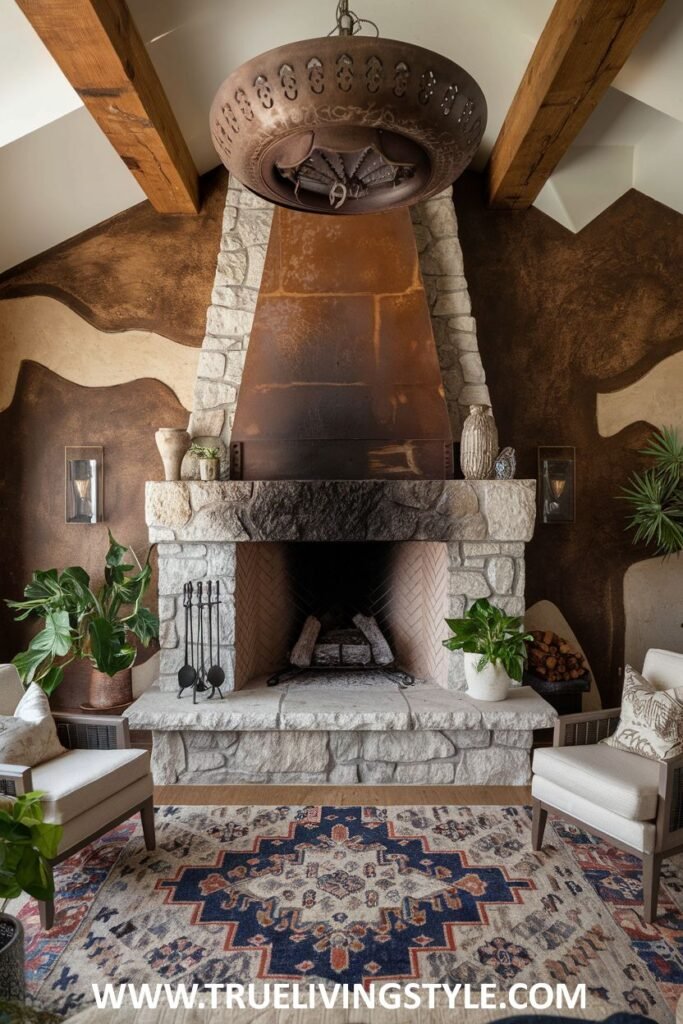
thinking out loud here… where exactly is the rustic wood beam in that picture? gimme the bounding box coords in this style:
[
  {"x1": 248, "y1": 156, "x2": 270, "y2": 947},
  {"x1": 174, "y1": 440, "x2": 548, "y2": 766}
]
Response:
[
  {"x1": 488, "y1": 0, "x2": 665, "y2": 209},
  {"x1": 17, "y1": 0, "x2": 200, "y2": 214}
]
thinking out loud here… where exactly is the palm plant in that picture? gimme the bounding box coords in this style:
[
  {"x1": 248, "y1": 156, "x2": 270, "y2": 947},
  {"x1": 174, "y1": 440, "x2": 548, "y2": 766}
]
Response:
[
  {"x1": 621, "y1": 427, "x2": 683, "y2": 557},
  {"x1": 6, "y1": 532, "x2": 158, "y2": 695}
]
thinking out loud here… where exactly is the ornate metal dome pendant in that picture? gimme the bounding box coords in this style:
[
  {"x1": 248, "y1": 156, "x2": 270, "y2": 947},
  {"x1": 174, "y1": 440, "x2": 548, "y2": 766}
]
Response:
[{"x1": 210, "y1": 2, "x2": 487, "y2": 215}]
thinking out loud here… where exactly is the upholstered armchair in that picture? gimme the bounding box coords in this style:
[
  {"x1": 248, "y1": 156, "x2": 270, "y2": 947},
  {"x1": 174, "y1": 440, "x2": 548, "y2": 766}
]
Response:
[
  {"x1": 531, "y1": 648, "x2": 683, "y2": 923},
  {"x1": 0, "y1": 665, "x2": 155, "y2": 930}
]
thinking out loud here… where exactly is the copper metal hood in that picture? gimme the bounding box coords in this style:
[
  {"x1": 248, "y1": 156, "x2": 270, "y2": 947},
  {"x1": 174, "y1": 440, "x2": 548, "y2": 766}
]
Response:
[
  {"x1": 229, "y1": 203, "x2": 454, "y2": 481},
  {"x1": 210, "y1": 2, "x2": 486, "y2": 215}
]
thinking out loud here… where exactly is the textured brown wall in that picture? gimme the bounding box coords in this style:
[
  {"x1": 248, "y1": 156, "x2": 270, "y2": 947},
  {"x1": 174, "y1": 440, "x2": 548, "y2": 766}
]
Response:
[
  {"x1": 0, "y1": 168, "x2": 226, "y2": 347},
  {"x1": 0, "y1": 170, "x2": 227, "y2": 707},
  {"x1": 453, "y1": 172, "x2": 683, "y2": 706}
]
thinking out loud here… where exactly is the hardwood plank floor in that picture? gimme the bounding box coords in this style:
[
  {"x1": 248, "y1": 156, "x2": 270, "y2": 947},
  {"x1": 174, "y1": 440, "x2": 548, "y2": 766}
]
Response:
[{"x1": 155, "y1": 784, "x2": 532, "y2": 805}]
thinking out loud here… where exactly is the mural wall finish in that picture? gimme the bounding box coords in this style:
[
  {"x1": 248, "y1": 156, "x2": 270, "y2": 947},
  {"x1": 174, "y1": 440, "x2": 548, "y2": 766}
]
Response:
[
  {"x1": 453, "y1": 173, "x2": 683, "y2": 706},
  {"x1": 0, "y1": 170, "x2": 227, "y2": 707}
]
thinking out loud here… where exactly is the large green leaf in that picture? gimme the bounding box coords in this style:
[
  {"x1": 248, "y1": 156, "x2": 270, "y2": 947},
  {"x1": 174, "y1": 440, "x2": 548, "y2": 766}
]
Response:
[
  {"x1": 31, "y1": 610, "x2": 72, "y2": 657},
  {"x1": 11, "y1": 646, "x2": 49, "y2": 686},
  {"x1": 123, "y1": 606, "x2": 159, "y2": 646},
  {"x1": 88, "y1": 617, "x2": 136, "y2": 676},
  {"x1": 15, "y1": 846, "x2": 55, "y2": 901}
]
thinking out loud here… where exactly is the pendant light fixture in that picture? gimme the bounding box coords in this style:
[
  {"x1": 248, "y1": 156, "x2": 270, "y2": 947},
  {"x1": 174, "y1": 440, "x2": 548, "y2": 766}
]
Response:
[{"x1": 210, "y1": 1, "x2": 486, "y2": 214}]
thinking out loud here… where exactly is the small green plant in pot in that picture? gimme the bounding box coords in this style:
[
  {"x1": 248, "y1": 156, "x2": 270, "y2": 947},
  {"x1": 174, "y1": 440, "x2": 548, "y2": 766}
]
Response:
[
  {"x1": 0, "y1": 793, "x2": 62, "y2": 1002},
  {"x1": 443, "y1": 598, "x2": 532, "y2": 702},
  {"x1": 189, "y1": 443, "x2": 220, "y2": 481},
  {"x1": 6, "y1": 532, "x2": 158, "y2": 708}
]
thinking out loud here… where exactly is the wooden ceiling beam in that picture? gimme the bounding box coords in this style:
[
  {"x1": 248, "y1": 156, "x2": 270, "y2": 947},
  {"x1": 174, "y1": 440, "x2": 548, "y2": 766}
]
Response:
[
  {"x1": 487, "y1": 0, "x2": 665, "y2": 209},
  {"x1": 17, "y1": 0, "x2": 200, "y2": 214}
]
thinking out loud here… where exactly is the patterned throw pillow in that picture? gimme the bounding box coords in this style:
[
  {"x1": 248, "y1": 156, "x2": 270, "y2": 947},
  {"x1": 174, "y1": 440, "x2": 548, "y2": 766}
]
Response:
[
  {"x1": 602, "y1": 665, "x2": 683, "y2": 761},
  {"x1": 0, "y1": 682, "x2": 66, "y2": 767}
]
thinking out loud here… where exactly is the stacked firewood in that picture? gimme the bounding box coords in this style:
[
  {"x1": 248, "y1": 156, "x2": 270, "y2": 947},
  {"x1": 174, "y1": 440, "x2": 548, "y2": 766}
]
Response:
[{"x1": 526, "y1": 630, "x2": 588, "y2": 683}]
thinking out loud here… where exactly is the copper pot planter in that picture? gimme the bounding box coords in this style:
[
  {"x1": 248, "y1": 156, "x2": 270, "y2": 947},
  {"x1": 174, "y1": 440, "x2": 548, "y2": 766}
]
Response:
[{"x1": 88, "y1": 668, "x2": 133, "y2": 710}]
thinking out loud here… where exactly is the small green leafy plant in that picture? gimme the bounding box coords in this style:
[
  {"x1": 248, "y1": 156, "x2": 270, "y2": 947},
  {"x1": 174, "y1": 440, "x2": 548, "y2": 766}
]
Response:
[
  {"x1": 6, "y1": 532, "x2": 158, "y2": 695},
  {"x1": 443, "y1": 598, "x2": 532, "y2": 682},
  {"x1": 0, "y1": 792, "x2": 62, "y2": 905},
  {"x1": 620, "y1": 426, "x2": 683, "y2": 557},
  {"x1": 189, "y1": 443, "x2": 220, "y2": 460}
]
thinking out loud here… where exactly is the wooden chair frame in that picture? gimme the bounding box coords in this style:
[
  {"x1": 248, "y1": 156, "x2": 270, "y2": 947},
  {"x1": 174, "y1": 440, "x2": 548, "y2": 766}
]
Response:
[
  {"x1": 0, "y1": 713, "x2": 155, "y2": 929},
  {"x1": 532, "y1": 708, "x2": 683, "y2": 923}
]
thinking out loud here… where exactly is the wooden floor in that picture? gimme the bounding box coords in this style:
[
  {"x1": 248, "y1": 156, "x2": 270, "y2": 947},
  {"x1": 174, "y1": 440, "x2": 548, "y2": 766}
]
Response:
[{"x1": 155, "y1": 784, "x2": 532, "y2": 805}]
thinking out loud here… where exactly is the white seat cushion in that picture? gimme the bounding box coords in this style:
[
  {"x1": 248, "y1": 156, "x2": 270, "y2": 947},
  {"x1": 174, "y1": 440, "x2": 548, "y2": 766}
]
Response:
[
  {"x1": 31, "y1": 747, "x2": 151, "y2": 824},
  {"x1": 533, "y1": 743, "x2": 660, "y2": 821},
  {"x1": 532, "y1": 775, "x2": 657, "y2": 854}
]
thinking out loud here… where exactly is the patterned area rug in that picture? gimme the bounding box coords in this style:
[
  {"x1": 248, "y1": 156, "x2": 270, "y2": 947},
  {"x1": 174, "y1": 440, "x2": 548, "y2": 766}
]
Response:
[{"x1": 13, "y1": 805, "x2": 683, "y2": 1020}]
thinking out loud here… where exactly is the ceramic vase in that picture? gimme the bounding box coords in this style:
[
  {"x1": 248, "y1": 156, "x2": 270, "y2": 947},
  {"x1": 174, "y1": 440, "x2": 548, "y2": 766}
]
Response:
[
  {"x1": 199, "y1": 458, "x2": 219, "y2": 481},
  {"x1": 460, "y1": 405, "x2": 498, "y2": 479},
  {"x1": 0, "y1": 914, "x2": 25, "y2": 1002},
  {"x1": 463, "y1": 651, "x2": 510, "y2": 701},
  {"x1": 155, "y1": 428, "x2": 190, "y2": 482}
]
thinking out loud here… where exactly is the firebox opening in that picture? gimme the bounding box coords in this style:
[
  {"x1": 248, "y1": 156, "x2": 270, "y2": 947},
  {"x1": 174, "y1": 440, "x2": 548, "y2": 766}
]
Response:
[{"x1": 234, "y1": 540, "x2": 450, "y2": 690}]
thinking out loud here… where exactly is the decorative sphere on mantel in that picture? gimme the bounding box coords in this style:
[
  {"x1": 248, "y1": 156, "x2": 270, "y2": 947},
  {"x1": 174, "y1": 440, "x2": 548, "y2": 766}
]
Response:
[{"x1": 460, "y1": 405, "x2": 498, "y2": 480}]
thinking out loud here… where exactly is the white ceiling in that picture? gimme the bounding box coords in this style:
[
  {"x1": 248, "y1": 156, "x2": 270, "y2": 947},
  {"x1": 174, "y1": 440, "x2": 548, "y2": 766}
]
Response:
[{"x1": 0, "y1": 0, "x2": 682, "y2": 272}]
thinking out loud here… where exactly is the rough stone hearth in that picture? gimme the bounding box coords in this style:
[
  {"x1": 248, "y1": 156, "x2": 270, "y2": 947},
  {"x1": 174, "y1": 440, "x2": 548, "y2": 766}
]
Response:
[{"x1": 126, "y1": 678, "x2": 556, "y2": 786}]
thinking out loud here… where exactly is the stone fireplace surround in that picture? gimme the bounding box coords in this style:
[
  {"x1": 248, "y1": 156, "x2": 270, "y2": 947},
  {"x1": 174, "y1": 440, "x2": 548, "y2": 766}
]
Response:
[
  {"x1": 127, "y1": 478, "x2": 556, "y2": 786},
  {"x1": 125, "y1": 178, "x2": 558, "y2": 785}
]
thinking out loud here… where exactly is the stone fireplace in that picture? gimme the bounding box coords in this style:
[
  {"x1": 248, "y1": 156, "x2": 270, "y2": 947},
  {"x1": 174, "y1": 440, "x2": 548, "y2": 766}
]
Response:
[{"x1": 126, "y1": 178, "x2": 556, "y2": 783}]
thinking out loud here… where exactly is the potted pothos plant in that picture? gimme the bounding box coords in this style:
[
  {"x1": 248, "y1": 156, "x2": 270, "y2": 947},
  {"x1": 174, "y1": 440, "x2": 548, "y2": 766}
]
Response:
[
  {"x1": 443, "y1": 598, "x2": 532, "y2": 702},
  {"x1": 189, "y1": 443, "x2": 220, "y2": 481},
  {"x1": 620, "y1": 426, "x2": 683, "y2": 557},
  {"x1": 0, "y1": 792, "x2": 62, "y2": 1002},
  {"x1": 6, "y1": 532, "x2": 158, "y2": 709}
]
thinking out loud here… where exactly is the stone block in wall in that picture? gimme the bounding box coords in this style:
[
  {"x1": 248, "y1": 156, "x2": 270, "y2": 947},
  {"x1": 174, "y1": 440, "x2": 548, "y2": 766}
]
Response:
[
  {"x1": 197, "y1": 351, "x2": 227, "y2": 379},
  {"x1": 234, "y1": 731, "x2": 329, "y2": 774},
  {"x1": 394, "y1": 762, "x2": 455, "y2": 784},
  {"x1": 158, "y1": 596, "x2": 176, "y2": 623},
  {"x1": 447, "y1": 729, "x2": 491, "y2": 748},
  {"x1": 215, "y1": 249, "x2": 247, "y2": 286},
  {"x1": 420, "y1": 239, "x2": 465, "y2": 276},
  {"x1": 158, "y1": 619, "x2": 178, "y2": 649},
  {"x1": 420, "y1": 196, "x2": 458, "y2": 239},
  {"x1": 158, "y1": 555, "x2": 208, "y2": 596},
  {"x1": 457, "y1": 746, "x2": 530, "y2": 786},
  {"x1": 186, "y1": 750, "x2": 225, "y2": 772},
  {"x1": 494, "y1": 730, "x2": 533, "y2": 749},
  {"x1": 330, "y1": 732, "x2": 361, "y2": 763},
  {"x1": 151, "y1": 731, "x2": 185, "y2": 785},
  {"x1": 329, "y1": 764, "x2": 360, "y2": 784},
  {"x1": 194, "y1": 380, "x2": 237, "y2": 408},
  {"x1": 459, "y1": 352, "x2": 486, "y2": 383},
  {"x1": 359, "y1": 762, "x2": 395, "y2": 783},
  {"x1": 236, "y1": 209, "x2": 274, "y2": 246},
  {"x1": 486, "y1": 556, "x2": 515, "y2": 595},
  {"x1": 362, "y1": 731, "x2": 454, "y2": 763},
  {"x1": 205, "y1": 541, "x2": 237, "y2": 579},
  {"x1": 448, "y1": 571, "x2": 491, "y2": 599},
  {"x1": 433, "y1": 291, "x2": 472, "y2": 318},
  {"x1": 211, "y1": 286, "x2": 258, "y2": 313}
]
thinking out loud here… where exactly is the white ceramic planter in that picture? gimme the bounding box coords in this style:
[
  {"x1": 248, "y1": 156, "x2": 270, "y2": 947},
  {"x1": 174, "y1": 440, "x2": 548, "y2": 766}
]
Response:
[
  {"x1": 199, "y1": 458, "x2": 219, "y2": 481},
  {"x1": 463, "y1": 651, "x2": 511, "y2": 702}
]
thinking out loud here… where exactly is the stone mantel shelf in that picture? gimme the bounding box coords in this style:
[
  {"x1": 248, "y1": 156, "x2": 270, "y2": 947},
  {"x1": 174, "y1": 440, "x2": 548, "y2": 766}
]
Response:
[
  {"x1": 126, "y1": 678, "x2": 557, "y2": 733},
  {"x1": 146, "y1": 479, "x2": 536, "y2": 544}
]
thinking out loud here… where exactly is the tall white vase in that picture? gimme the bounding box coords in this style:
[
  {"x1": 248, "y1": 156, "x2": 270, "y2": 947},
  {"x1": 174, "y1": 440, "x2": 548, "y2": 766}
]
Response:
[
  {"x1": 155, "y1": 428, "x2": 190, "y2": 482},
  {"x1": 460, "y1": 405, "x2": 498, "y2": 479},
  {"x1": 463, "y1": 652, "x2": 510, "y2": 701}
]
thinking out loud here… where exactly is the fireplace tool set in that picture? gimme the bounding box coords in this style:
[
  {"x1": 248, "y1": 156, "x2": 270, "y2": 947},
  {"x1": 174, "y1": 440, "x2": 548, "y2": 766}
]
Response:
[{"x1": 177, "y1": 581, "x2": 226, "y2": 702}]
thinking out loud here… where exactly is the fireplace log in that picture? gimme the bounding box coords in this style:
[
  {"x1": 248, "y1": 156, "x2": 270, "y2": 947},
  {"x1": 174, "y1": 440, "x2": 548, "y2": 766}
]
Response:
[
  {"x1": 342, "y1": 644, "x2": 372, "y2": 666},
  {"x1": 290, "y1": 615, "x2": 322, "y2": 667},
  {"x1": 353, "y1": 614, "x2": 393, "y2": 666},
  {"x1": 313, "y1": 644, "x2": 342, "y2": 666}
]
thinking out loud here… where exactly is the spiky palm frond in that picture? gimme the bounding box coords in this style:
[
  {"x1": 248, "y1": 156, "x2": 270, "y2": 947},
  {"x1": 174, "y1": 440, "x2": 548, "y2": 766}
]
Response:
[{"x1": 620, "y1": 427, "x2": 683, "y2": 557}]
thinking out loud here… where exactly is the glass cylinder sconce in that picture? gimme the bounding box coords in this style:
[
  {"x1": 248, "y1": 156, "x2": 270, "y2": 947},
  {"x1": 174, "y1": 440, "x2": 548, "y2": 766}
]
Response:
[
  {"x1": 538, "y1": 446, "x2": 575, "y2": 524},
  {"x1": 65, "y1": 446, "x2": 103, "y2": 524}
]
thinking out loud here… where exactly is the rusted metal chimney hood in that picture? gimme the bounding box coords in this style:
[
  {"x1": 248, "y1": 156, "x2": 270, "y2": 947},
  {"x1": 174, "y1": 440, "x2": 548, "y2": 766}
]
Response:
[{"x1": 229, "y1": 204, "x2": 454, "y2": 481}]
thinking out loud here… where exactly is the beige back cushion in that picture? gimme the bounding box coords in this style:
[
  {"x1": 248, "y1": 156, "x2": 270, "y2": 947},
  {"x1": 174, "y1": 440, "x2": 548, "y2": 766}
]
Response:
[
  {"x1": 0, "y1": 682, "x2": 66, "y2": 767},
  {"x1": 0, "y1": 664, "x2": 24, "y2": 716},
  {"x1": 642, "y1": 649, "x2": 683, "y2": 691}
]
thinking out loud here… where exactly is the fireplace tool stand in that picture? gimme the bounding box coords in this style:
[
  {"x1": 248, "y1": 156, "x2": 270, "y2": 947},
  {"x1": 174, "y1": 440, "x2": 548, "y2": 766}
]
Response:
[{"x1": 177, "y1": 580, "x2": 225, "y2": 702}]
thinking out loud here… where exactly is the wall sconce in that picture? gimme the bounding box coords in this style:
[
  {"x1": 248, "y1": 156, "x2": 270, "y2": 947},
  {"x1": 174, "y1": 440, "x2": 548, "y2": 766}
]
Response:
[
  {"x1": 65, "y1": 446, "x2": 103, "y2": 524},
  {"x1": 538, "y1": 446, "x2": 575, "y2": 524}
]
